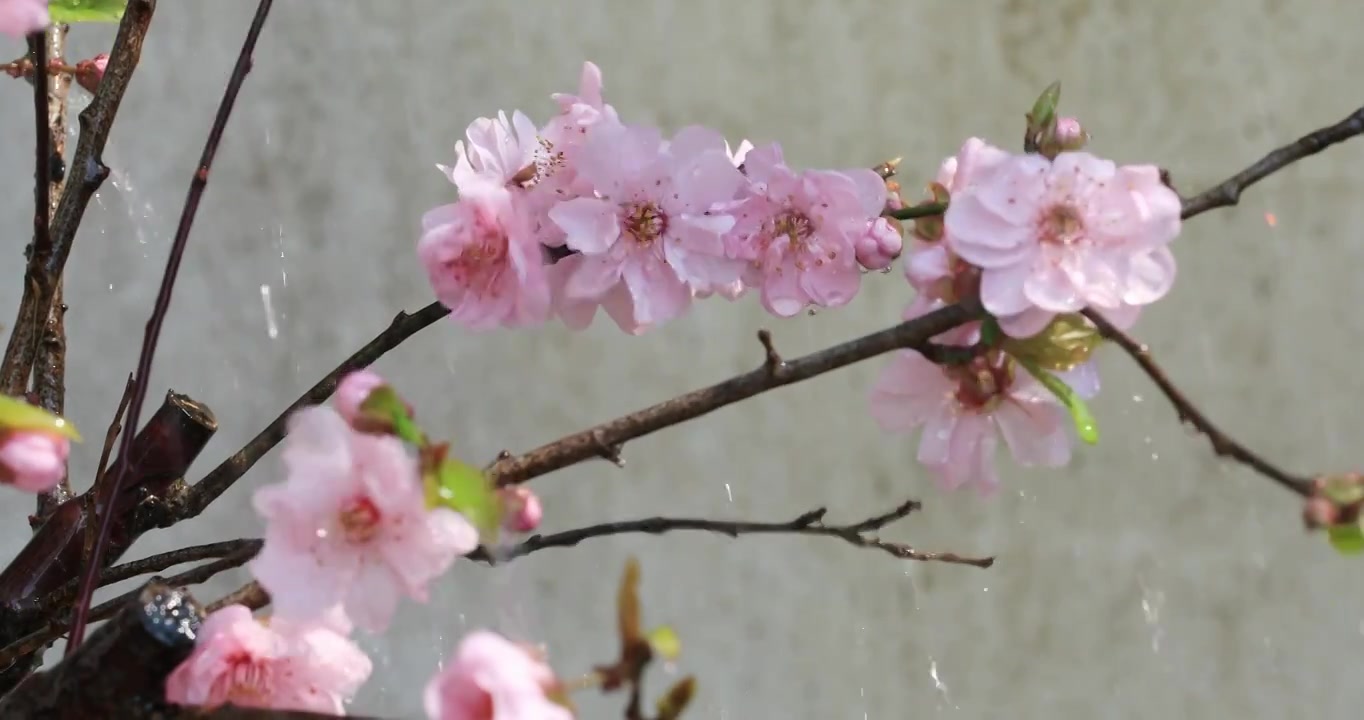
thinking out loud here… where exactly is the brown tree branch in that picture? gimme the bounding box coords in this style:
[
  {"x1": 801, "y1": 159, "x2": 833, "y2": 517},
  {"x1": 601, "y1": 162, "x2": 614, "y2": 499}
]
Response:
[
  {"x1": 31, "y1": 24, "x2": 74, "y2": 522},
  {"x1": 481, "y1": 499, "x2": 994, "y2": 568},
  {"x1": 40, "y1": 539, "x2": 261, "y2": 610},
  {"x1": 1082, "y1": 309, "x2": 1314, "y2": 496},
  {"x1": 0, "y1": 545, "x2": 258, "y2": 671},
  {"x1": 0, "y1": 0, "x2": 156, "y2": 395},
  {"x1": 171, "y1": 301, "x2": 450, "y2": 522},
  {"x1": 1179, "y1": 103, "x2": 1364, "y2": 220},
  {"x1": 68, "y1": 0, "x2": 275, "y2": 653},
  {"x1": 486, "y1": 302, "x2": 981, "y2": 486}
]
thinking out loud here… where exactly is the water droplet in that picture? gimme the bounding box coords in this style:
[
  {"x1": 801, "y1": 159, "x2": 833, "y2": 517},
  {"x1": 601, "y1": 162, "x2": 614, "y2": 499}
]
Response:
[
  {"x1": 724, "y1": 483, "x2": 732, "y2": 502},
  {"x1": 260, "y1": 284, "x2": 279, "y2": 339},
  {"x1": 1132, "y1": 394, "x2": 1144, "y2": 403}
]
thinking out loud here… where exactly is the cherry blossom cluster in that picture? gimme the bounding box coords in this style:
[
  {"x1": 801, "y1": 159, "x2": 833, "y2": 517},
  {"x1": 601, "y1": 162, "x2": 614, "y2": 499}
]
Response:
[
  {"x1": 164, "y1": 370, "x2": 572, "y2": 717},
  {"x1": 870, "y1": 119, "x2": 1183, "y2": 495},
  {"x1": 418, "y1": 62, "x2": 899, "y2": 334}
]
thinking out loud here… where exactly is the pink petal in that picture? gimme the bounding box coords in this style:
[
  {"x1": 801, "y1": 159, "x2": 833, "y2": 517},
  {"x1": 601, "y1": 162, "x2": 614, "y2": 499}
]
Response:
[
  {"x1": 993, "y1": 401, "x2": 1071, "y2": 468},
  {"x1": 1022, "y1": 260, "x2": 1084, "y2": 312},
  {"x1": 1121, "y1": 245, "x2": 1177, "y2": 305},
  {"x1": 944, "y1": 194, "x2": 1036, "y2": 268},
  {"x1": 799, "y1": 263, "x2": 860, "y2": 309},
  {"x1": 995, "y1": 306, "x2": 1055, "y2": 339},
  {"x1": 759, "y1": 266, "x2": 806, "y2": 317},
  {"x1": 564, "y1": 255, "x2": 622, "y2": 299},
  {"x1": 549, "y1": 198, "x2": 619, "y2": 254},
  {"x1": 916, "y1": 406, "x2": 959, "y2": 467},
  {"x1": 904, "y1": 242, "x2": 951, "y2": 288},
  {"x1": 979, "y1": 262, "x2": 1033, "y2": 316},
  {"x1": 869, "y1": 353, "x2": 953, "y2": 433},
  {"x1": 622, "y1": 256, "x2": 691, "y2": 326}
]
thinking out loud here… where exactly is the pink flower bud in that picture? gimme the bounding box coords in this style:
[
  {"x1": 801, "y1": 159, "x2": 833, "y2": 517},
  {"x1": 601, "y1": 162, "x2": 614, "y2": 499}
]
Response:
[
  {"x1": 334, "y1": 369, "x2": 387, "y2": 424},
  {"x1": 1052, "y1": 116, "x2": 1088, "y2": 152},
  {"x1": 498, "y1": 486, "x2": 542, "y2": 533},
  {"x1": 75, "y1": 53, "x2": 108, "y2": 95},
  {"x1": 854, "y1": 218, "x2": 903, "y2": 271},
  {"x1": 0, "y1": 430, "x2": 69, "y2": 493}
]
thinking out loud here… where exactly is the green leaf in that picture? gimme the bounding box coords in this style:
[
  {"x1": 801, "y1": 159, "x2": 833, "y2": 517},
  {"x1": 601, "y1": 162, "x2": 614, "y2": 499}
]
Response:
[
  {"x1": 0, "y1": 395, "x2": 82, "y2": 441},
  {"x1": 425, "y1": 458, "x2": 501, "y2": 540},
  {"x1": 655, "y1": 676, "x2": 697, "y2": 720},
  {"x1": 1017, "y1": 359, "x2": 1099, "y2": 445},
  {"x1": 48, "y1": 0, "x2": 127, "y2": 23},
  {"x1": 1028, "y1": 81, "x2": 1062, "y2": 132},
  {"x1": 1001, "y1": 313, "x2": 1103, "y2": 372},
  {"x1": 980, "y1": 316, "x2": 1002, "y2": 348},
  {"x1": 359, "y1": 386, "x2": 424, "y2": 446},
  {"x1": 646, "y1": 625, "x2": 681, "y2": 661},
  {"x1": 1328, "y1": 524, "x2": 1364, "y2": 555}
]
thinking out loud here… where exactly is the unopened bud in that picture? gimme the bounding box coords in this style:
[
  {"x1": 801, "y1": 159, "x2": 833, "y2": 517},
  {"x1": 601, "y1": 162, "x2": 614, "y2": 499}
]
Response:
[
  {"x1": 1304, "y1": 496, "x2": 1338, "y2": 530},
  {"x1": 1054, "y1": 116, "x2": 1088, "y2": 150},
  {"x1": 75, "y1": 53, "x2": 107, "y2": 94},
  {"x1": 498, "y1": 486, "x2": 543, "y2": 533},
  {"x1": 855, "y1": 218, "x2": 903, "y2": 271},
  {"x1": 335, "y1": 369, "x2": 388, "y2": 425}
]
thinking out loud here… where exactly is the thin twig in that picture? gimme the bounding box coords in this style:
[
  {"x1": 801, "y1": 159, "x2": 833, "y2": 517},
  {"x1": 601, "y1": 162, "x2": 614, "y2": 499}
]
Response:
[
  {"x1": 67, "y1": 0, "x2": 274, "y2": 654},
  {"x1": 206, "y1": 579, "x2": 268, "y2": 613},
  {"x1": 0, "y1": 0, "x2": 156, "y2": 395},
  {"x1": 885, "y1": 201, "x2": 947, "y2": 221},
  {"x1": 175, "y1": 301, "x2": 450, "y2": 521},
  {"x1": 1179, "y1": 104, "x2": 1364, "y2": 219},
  {"x1": 487, "y1": 301, "x2": 980, "y2": 486},
  {"x1": 487, "y1": 499, "x2": 994, "y2": 568},
  {"x1": 0, "y1": 547, "x2": 257, "y2": 669},
  {"x1": 41, "y1": 539, "x2": 261, "y2": 611},
  {"x1": 1082, "y1": 308, "x2": 1313, "y2": 496}
]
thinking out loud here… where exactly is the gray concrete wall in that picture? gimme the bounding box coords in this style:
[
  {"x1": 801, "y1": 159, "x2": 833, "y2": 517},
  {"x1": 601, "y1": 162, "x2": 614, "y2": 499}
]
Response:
[{"x1": 2, "y1": 1, "x2": 1363, "y2": 717}]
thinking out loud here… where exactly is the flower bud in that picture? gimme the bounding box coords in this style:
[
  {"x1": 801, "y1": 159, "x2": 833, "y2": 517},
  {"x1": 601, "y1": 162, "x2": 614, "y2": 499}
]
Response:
[
  {"x1": 1053, "y1": 116, "x2": 1088, "y2": 151},
  {"x1": 75, "y1": 53, "x2": 108, "y2": 95},
  {"x1": 335, "y1": 369, "x2": 387, "y2": 425},
  {"x1": 855, "y1": 218, "x2": 903, "y2": 271},
  {"x1": 497, "y1": 486, "x2": 543, "y2": 533},
  {"x1": 0, "y1": 430, "x2": 69, "y2": 493}
]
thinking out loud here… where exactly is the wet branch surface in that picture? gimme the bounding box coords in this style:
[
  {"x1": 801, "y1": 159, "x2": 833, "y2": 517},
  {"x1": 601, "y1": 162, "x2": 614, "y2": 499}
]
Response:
[
  {"x1": 0, "y1": 0, "x2": 156, "y2": 395},
  {"x1": 30, "y1": 25, "x2": 74, "y2": 521},
  {"x1": 1083, "y1": 309, "x2": 1314, "y2": 496}
]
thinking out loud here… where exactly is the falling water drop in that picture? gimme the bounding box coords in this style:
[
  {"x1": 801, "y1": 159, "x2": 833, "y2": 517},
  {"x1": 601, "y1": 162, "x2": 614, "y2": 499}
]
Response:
[
  {"x1": 260, "y1": 284, "x2": 279, "y2": 339},
  {"x1": 1133, "y1": 394, "x2": 1144, "y2": 403},
  {"x1": 724, "y1": 483, "x2": 732, "y2": 502}
]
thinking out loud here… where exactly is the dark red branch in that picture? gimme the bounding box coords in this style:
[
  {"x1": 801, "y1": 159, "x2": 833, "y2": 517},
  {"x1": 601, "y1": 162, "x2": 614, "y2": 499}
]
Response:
[
  {"x1": 67, "y1": 0, "x2": 275, "y2": 653},
  {"x1": 1083, "y1": 309, "x2": 1313, "y2": 496}
]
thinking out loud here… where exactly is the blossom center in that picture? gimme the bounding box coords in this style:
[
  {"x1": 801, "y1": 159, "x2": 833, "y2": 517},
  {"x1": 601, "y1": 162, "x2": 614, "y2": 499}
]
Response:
[
  {"x1": 512, "y1": 137, "x2": 565, "y2": 188},
  {"x1": 949, "y1": 353, "x2": 1015, "y2": 411},
  {"x1": 220, "y1": 654, "x2": 271, "y2": 702},
  {"x1": 443, "y1": 212, "x2": 509, "y2": 288},
  {"x1": 1037, "y1": 204, "x2": 1085, "y2": 245},
  {"x1": 769, "y1": 209, "x2": 814, "y2": 249},
  {"x1": 621, "y1": 201, "x2": 668, "y2": 246},
  {"x1": 338, "y1": 496, "x2": 382, "y2": 543}
]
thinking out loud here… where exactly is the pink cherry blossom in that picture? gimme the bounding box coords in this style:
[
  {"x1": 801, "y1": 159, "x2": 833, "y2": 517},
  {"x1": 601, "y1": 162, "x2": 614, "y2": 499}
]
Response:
[
  {"x1": 543, "y1": 61, "x2": 620, "y2": 157},
  {"x1": 945, "y1": 151, "x2": 1181, "y2": 337},
  {"x1": 334, "y1": 369, "x2": 387, "y2": 426},
  {"x1": 75, "y1": 53, "x2": 108, "y2": 94},
  {"x1": 855, "y1": 217, "x2": 903, "y2": 271},
  {"x1": 869, "y1": 346, "x2": 1073, "y2": 496},
  {"x1": 548, "y1": 123, "x2": 746, "y2": 332},
  {"x1": 0, "y1": 430, "x2": 68, "y2": 493},
  {"x1": 725, "y1": 143, "x2": 886, "y2": 317},
  {"x1": 497, "y1": 487, "x2": 542, "y2": 534},
  {"x1": 443, "y1": 110, "x2": 545, "y2": 193},
  {"x1": 0, "y1": 0, "x2": 47, "y2": 38},
  {"x1": 164, "y1": 604, "x2": 371, "y2": 715},
  {"x1": 424, "y1": 631, "x2": 572, "y2": 720},
  {"x1": 419, "y1": 179, "x2": 553, "y2": 330},
  {"x1": 250, "y1": 406, "x2": 479, "y2": 633}
]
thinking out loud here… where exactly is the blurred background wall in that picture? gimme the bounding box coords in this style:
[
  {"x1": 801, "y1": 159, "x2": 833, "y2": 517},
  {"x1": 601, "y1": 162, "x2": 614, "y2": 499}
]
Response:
[{"x1": 2, "y1": 1, "x2": 1363, "y2": 717}]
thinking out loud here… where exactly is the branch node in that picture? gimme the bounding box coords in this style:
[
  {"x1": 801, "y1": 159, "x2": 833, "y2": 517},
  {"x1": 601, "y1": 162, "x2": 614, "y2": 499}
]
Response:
[
  {"x1": 756, "y1": 329, "x2": 784, "y2": 377},
  {"x1": 590, "y1": 429, "x2": 625, "y2": 468}
]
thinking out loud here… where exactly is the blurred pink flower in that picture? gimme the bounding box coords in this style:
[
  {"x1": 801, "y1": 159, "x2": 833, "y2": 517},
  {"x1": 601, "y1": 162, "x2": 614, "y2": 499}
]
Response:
[
  {"x1": 74, "y1": 53, "x2": 107, "y2": 94},
  {"x1": 333, "y1": 369, "x2": 387, "y2": 426},
  {"x1": 251, "y1": 406, "x2": 478, "y2": 633},
  {"x1": 0, "y1": 0, "x2": 47, "y2": 39},
  {"x1": 945, "y1": 151, "x2": 1181, "y2": 337},
  {"x1": 725, "y1": 143, "x2": 885, "y2": 317},
  {"x1": 419, "y1": 179, "x2": 553, "y2": 330},
  {"x1": 869, "y1": 347, "x2": 1073, "y2": 496},
  {"x1": 548, "y1": 123, "x2": 745, "y2": 332},
  {"x1": 164, "y1": 604, "x2": 370, "y2": 715},
  {"x1": 424, "y1": 631, "x2": 572, "y2": 720},
  {"x1": 0, "y1": 429, "x2": 68, "y2": 493},
  {"x1": 497, "y1": 486, "x2": 542, "y2": 534}
]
